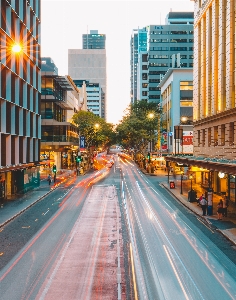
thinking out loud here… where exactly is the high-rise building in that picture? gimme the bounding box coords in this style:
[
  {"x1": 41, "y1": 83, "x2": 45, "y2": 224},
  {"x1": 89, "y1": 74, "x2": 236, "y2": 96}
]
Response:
[
  {"x1": 83, "y1": 30, "x2": 106, "y2": 49},
  {"x1": 73, "y1": 80, "x2": 103, "y2": 116},
  {"x1": 68, "y1": 31, "x2": 107, "y2": 119},
  {"x1": 0, "y1": 1, "x2": 41, "y2": 198},
  {"x1": 130, "y1": 28, "x2": 148, "y2": 103},
  {"x1": 167, "y1": 1, "x2": 236, "y2": 201},
  {"x1": 131, "y1": 12, "x2": 194, "y2": 104},
  {"x1": 68, "y1": 49, "x2": 106, "y2": 119}
]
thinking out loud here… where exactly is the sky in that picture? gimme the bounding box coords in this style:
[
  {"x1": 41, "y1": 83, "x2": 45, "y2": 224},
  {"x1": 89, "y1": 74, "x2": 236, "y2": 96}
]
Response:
[{"x1": 41, "y1": 0, "x2": 194, "y2": 125}]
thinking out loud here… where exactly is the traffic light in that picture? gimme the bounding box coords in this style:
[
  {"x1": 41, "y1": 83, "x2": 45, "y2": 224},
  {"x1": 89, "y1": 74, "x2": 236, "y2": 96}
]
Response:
[
  {"x1": 147, "y1": 152, "x2": 151, "y2": 163},
  {"x1": 76, "y1": 155, "x2": 82, "y2": 163},
  {"x1": 52, "y1": 165, "x2": 57, "y2": 173}
]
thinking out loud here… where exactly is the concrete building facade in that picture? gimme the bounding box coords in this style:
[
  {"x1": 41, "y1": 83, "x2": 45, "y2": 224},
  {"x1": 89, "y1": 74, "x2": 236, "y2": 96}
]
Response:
[
  {"x1": 68, "y1": 31, "x2": 107, "y2": 120},
  {"x1": 159, "y1": 68, "x2": 193, "y2": 155},
  {"x1": 0, "y1": 1, "x2": 41, "y2": 198},
  {"x1": 167, "y1": 1, "x2": 236, "y2": 202},
  {"x1": 193, "y1": 0, "x2": 236, "y2": 160},
  {"x1": 41, "y1": 58, "x2": 81, "y2": 171}
]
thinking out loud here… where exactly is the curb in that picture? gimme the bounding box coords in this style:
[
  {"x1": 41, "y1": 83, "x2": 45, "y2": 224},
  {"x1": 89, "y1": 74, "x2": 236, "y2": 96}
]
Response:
[
  {"x1": 161, "y1": 183, "x2": 236, "y2": 246},
  {"x1": 0, "y1": 173, "x2": 72, "y2": 228}
]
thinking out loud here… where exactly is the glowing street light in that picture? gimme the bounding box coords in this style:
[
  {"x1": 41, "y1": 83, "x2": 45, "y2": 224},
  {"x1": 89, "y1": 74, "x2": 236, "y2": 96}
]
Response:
[
  {"x1": 12, "y1": 44, "x2": 22, "y2": 53},
  {"x1": 148, "y1": 112, "x2": 154, "y2": 119}
]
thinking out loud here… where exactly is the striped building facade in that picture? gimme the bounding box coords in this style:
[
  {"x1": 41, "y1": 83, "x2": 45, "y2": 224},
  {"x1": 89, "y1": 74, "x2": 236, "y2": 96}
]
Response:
[
  {"x1": 0, "y1": 1, "x2": 41, "y2": 198},
  {"x1": 193, "y1": 0, "x2": 236, "y2": 159}
]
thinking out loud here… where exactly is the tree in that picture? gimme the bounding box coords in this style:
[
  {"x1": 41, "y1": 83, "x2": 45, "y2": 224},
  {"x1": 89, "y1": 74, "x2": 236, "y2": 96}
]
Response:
[
  {"x1": 72, "y1": 111, "x2": 115, "y2": 150},
  {"x1": 116, "y1": 100, "x2": 161, "y2": 156}
]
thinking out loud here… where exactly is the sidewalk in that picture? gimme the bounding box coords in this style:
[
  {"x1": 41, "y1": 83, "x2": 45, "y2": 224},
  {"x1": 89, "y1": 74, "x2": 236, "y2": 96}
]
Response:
[
  {"x1": 144, "y1": 168, "x2": 236, "y2": 246},
  {"x1": 0, "y1": 170, "x2": 74, "y2": 227}
]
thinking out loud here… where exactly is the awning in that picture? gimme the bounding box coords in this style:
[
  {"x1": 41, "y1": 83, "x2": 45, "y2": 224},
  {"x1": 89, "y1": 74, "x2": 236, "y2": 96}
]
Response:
[{"x1": 165, "y1": 155, "x2": 236, "y2": 175}]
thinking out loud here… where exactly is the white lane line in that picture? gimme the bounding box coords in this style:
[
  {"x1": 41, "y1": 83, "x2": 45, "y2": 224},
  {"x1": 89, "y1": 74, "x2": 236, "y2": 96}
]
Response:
[{"x1": 163, "y1": 245, "x2": 190, "y2": 300}]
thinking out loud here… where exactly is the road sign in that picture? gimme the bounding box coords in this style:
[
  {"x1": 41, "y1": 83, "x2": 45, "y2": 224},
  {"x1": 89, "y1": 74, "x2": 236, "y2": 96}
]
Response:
[{"x1": 80, "y1": 136, "x2": 85, "y2": 148}]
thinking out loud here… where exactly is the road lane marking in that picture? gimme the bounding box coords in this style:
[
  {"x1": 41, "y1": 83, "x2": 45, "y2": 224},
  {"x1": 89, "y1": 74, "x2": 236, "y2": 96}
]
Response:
[
  {"x1": 163, "y1": 245, "x2": 190, "y2": 300},
  {"x1": 130, "y1": 243, "x2": 138, "y2": 300}
]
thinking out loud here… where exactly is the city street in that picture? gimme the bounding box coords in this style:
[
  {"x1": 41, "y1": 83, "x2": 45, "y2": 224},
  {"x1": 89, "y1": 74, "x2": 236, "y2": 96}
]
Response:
[{"x1": 0, "y1": 154, "x2": 236, "y2": 299}]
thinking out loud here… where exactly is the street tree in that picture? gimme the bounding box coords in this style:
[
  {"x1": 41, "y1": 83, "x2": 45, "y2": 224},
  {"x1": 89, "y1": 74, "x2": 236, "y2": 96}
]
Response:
[
  {"x1": 116, "y1": 100, "x2": 161, "y2": 156},
  {"x1": 72, "y1": 111, "x2": 115, "y2": 151}
]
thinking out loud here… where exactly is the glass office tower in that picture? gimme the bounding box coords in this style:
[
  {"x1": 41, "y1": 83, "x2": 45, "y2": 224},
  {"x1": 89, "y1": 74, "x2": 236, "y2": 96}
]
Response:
[
  {"x1": 131, "y1": 12, "x2": 194, "y2": 104},
  {"x1": 0, "y1": 1, "x2": 41, "y2": 198},
  {"x1": 83, "y1": 30, "x2": 106, "y2": 49}
]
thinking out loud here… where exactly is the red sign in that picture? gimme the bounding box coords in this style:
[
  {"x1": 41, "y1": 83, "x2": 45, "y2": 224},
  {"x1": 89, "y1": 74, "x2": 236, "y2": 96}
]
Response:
[{"x1": 182, "y1": 136, "x2": 193, "y2": 145}]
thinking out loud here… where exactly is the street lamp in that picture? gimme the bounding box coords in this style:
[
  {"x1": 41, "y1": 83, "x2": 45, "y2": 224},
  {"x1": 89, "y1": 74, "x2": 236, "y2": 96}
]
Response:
[
  {"x1": 189, "y1": 174, "x2": 193, "y2": 191},
  {"x1": 12, "y1": 44, "x2": 22, "y2": 53},
  {"x1": 180, "y1": 170, "x2": 184, "y2": 194}
]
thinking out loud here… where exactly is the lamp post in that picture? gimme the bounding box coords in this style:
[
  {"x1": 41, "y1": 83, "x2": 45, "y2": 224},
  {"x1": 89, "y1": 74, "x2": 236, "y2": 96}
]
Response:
[
  {"x1": 147, "y1": 112, "x2": 155, "y2": 152},
  {"x1": 180, "y1": 171, "x2": 184, "y2": 194},
  {"x1": 189, "y1": 174, "x2": 193, "y2": 191}
]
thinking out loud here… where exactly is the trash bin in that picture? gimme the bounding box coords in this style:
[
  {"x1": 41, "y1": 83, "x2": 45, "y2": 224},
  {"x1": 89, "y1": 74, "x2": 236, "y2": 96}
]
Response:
[
  {"x1": 170, "y1": 181, "x2": 175, "y2": 189},
  {"x1": 188, "y1": 189, "x2": 197, "y2": 202}
]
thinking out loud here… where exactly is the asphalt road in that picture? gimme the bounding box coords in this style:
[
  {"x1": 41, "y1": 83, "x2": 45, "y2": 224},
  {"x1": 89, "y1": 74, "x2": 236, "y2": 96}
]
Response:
[
  {"x1": 1, "y1": 153, "x2": 236, "y2": 299},
  {"x1": 119, "y1": 154, "x2": 236, "y2": 299},
  {"x1": 0, "y1": 166, "x2": 129, "y2": 300}
]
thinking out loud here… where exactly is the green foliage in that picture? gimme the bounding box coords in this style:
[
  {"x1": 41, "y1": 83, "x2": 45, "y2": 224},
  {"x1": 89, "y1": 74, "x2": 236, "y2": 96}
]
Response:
[
  {"x1": 72, "y1": 111, "x2": 115, "y2": 149},
  {"x1": 116, "y1": 100, "x2": 162, "y2": 155}
]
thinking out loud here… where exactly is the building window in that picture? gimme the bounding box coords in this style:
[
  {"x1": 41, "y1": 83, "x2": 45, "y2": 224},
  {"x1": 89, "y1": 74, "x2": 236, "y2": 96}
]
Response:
[
  {"x1": 142, "y1": 73, "x2": 147, "y2": 80},
  {"x1": 170, "y1": 31, "x2": 188, "y2": 35},
  {"x1": 149, "y1": 95, "x2": 160, "y2": 99},
  {"x1": 197, "y1": 130, "x2": 200, "y2": 146},
  {"x1": 170, "y1": 39, "x2": 187, "y2": 43},
  {"x1": 214, "y1": 126, "x2": 218, "y2": 145},
  {"x1": 142, "y1": 54, "x2": 148, "y2": 62},
  {"x1": 142, "y1": 91, "x2": 147, "y2": 96},
  {"x1": 170, "y1": 47, "x2": 187, "y2": 51},
  {"x1": 142, "y1": 83, "x2": 148, "y2": 88},
  {"x1": 151, "y1": 47, "x2": 169, "y2": 51},
  {"x1": 149, "y1": 63, "x2": 168, "y2": 67},
  {"x1": 208, "y1": 128, "x2": 211, "y2": 146},
  {"x1": 202, "y1": 129, "x2": 205, "y2": 146},
  {"x1": 142, "y1": 65, "x2": 148, "y2": 70},
  {"x1": 221, "y1": 124, "x2": 225, "y2": 146},
  {"x1": 229, "y1": 122, "x2": 234, "y2": 145},
  {"x1": 180, "y1": 81, "x2": 193, "y2": 90}
]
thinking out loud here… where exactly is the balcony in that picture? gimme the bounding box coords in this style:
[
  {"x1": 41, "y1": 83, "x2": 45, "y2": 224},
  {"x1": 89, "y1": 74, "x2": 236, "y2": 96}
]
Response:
[{"x1": 41, "y1": 135, "x2": 79, "y2": 144}]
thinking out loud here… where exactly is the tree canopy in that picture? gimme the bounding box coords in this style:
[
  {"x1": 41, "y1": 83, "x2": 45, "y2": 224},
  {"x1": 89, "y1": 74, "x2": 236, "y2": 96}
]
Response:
[
  {"x1": 116, "y1": 100, "x2": 161, "y2": 155},
  {"x1": 72, "y1": 111, "x2": 115, "y2": 150}
]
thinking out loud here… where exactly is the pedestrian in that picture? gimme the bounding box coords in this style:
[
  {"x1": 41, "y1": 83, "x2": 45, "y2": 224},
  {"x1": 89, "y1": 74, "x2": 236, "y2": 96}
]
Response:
[
  {"x1": 200, "y1": 196, "x2": 207, "y2": 216},
  {"x1": 47, "y1": 174, "x2": 52, "y2": 185},
  {"x1": 222, "y1": 196, "x2": 228, "y2": 217},
  {"x1": 217, "y1": 199, "x2": 223, "y2": 220},
  {"x1": 198, "y1": 194, "x2": 203, "y2": 206}
]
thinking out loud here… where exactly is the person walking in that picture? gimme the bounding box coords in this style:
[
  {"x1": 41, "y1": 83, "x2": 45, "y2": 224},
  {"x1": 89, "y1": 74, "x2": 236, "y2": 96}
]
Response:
[
  {"x1": 217, "y1": 199, "x2": 223, "y2": 220},
  {"x1": 200, "y1": 196, "x2": 207, "y2": 216},
  {"x1": 47, "y1": 174, "x2": 52, "y2": 186},
  {"x1": 198, "y1": 194, "x2": 203, "y2": 206}
]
